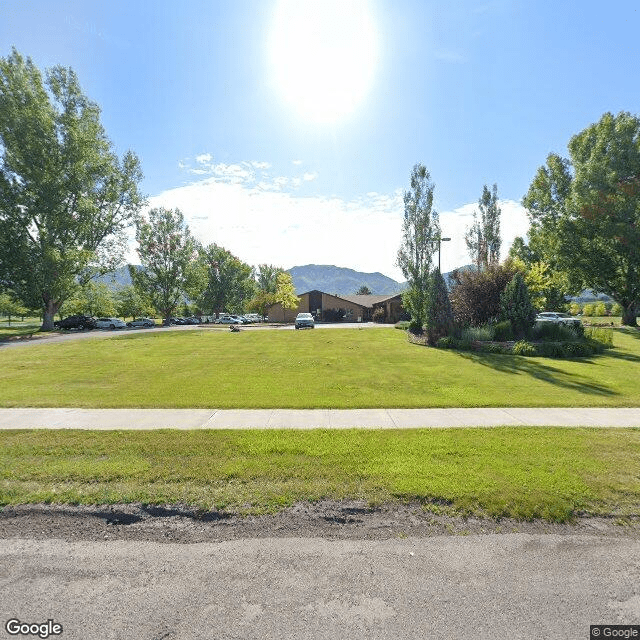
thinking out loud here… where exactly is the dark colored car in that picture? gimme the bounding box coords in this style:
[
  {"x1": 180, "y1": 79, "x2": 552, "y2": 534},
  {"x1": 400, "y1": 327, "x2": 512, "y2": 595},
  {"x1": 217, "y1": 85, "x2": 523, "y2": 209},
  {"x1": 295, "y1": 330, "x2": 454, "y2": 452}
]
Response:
[{"x1": 53, "y1": 315, "x2": 97, "y2": 330}]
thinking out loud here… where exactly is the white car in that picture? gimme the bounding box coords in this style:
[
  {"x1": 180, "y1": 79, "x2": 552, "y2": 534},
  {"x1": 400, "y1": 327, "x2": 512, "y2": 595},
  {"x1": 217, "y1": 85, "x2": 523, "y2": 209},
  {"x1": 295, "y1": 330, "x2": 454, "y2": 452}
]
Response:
[
  {"x1": 215, "y1": 315, "x2": 243, "y2": 325},
  {"x1": 95, "y1": 317, "x2": 127, "y2": 330},
  {"x1": 295, "y1": 312, "x2": 315, "y2": 329},
  {"x1": 535, "y1": 312, "x2": 581, "y2": 328}
]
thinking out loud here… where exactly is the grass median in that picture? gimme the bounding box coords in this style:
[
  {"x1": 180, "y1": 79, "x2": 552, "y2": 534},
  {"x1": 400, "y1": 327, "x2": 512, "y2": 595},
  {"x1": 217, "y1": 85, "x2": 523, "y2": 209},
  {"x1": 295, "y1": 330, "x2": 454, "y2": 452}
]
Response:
[
  {"x1": 1, "y1": 427, "x2": 639, "y2": 522},
  {"x1": 1, "y1": 327, "x2": 640, "y2": 407}
]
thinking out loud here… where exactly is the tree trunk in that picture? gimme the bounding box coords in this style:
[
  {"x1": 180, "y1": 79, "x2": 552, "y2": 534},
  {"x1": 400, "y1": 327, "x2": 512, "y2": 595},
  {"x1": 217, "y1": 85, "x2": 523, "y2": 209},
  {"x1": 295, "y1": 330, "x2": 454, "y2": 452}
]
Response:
[
  {"x1": 41, "y1": 298, "x2": 60, "y2": 331},
  {"x1": 621, "y1": 302, "x2": 638, "y2": 327}
]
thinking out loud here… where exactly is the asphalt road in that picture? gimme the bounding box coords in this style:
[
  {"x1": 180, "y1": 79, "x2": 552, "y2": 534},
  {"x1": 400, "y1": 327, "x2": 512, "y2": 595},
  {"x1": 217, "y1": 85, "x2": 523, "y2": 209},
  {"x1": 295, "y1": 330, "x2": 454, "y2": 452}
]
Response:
[
  {"x1": 2, "y1": 534, "x2": 639, "y2": 640},
  {"x1": 0, "y1": 321, "x2": 385, "y2": 350}
]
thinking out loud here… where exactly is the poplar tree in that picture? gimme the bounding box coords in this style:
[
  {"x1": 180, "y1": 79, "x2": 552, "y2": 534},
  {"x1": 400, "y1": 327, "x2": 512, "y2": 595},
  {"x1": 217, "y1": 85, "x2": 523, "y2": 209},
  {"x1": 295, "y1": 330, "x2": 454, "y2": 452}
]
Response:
[
  {"x1": 396, "y1": 164, "x2": 440, "y2": 333},
  {"x1": 465, "y1": 184, "x2": 501, "y2": 270}
]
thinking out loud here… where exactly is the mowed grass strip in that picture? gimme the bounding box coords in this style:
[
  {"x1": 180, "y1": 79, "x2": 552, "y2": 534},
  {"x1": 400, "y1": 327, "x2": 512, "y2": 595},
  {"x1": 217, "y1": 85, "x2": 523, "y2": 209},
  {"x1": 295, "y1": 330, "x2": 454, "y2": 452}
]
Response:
[
  {"x1": 1, "y1": 428, "x2": 639, "y2": 522},
  {"x1": 2, "y1": 328, "x2": 640, "y2": 407}
]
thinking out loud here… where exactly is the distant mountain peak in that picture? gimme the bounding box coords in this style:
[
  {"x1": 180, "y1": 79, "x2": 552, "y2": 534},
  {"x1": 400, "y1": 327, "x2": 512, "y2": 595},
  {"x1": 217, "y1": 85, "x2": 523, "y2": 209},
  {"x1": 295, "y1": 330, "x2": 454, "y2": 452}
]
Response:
[{"x1": 287, "y1": 265, "x2": 405, "y2": 296}]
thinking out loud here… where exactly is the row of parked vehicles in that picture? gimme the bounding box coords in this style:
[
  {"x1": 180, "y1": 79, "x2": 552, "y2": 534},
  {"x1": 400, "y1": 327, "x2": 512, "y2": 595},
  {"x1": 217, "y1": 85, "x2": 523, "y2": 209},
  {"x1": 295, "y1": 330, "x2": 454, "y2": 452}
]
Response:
[{"x1": 53, "y1": 313, "x2": 267, "y2": 331}]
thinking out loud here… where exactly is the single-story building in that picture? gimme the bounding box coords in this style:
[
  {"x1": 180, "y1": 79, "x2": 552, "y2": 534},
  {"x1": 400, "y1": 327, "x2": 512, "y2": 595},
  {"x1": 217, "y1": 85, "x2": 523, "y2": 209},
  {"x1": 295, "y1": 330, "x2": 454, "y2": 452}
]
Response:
[{"x1": 268, "y1": 290, "x2": 406, "y2": 323}]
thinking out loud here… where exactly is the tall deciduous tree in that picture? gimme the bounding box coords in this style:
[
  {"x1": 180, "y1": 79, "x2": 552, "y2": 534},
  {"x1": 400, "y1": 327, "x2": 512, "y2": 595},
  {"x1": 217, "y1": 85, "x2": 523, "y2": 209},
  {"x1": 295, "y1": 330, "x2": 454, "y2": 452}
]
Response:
[
  {"x1": 256, "y1": 264, "x2": 284, "y2": 294},
  {"x1": 273, "y1": 272, "x2": 299, "y2": 321},
  {"x1": 197, "y1": 244, "x2": 256, "y2": 315},
  {"x1": 63, "y1": 281, "x2": 116, "y2": 317},
  {"x1": 465, "y1": 184, "x2": 501, "y2": 270},
  {"x1": 0, "y1": 49, "x2": 144, "y2": 330},
  {"x1": 396, "y1": 164, "x2": 440, "y2": 332},
  {"x1": 115, "y1": 284, "x2": 154, "y2": 320},
  {"x1": 523, "y1": 112, "x2": 640, "y2": 326},
  {"x1": 130, "y1": 207, "x2": 197, "y2": 325}
]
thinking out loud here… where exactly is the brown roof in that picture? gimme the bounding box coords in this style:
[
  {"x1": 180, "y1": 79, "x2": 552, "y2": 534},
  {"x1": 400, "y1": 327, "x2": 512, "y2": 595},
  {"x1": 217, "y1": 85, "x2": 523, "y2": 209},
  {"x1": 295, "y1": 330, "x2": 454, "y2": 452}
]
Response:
[{"x1": 300, "y1": 291, "x2": 402, "y2": 308}]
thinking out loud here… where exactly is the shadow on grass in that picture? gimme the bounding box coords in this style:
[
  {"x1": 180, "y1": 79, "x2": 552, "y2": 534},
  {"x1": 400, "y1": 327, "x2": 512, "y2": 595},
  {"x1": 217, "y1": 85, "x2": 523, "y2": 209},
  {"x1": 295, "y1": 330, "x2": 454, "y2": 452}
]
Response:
[
  {"x1": 618, "y1": 327, "x2": 640, "y2": 341},
  {"x1": 457, "y1": 351, "x2": 616, "y2": 397}
]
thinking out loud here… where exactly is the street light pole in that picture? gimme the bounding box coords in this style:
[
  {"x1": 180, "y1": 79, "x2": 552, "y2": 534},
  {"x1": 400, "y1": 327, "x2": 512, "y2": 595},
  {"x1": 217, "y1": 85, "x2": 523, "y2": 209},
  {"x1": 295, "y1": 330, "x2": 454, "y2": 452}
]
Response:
[{"x1": 437, "y1": 237, "x2": 451, "y2": 273}]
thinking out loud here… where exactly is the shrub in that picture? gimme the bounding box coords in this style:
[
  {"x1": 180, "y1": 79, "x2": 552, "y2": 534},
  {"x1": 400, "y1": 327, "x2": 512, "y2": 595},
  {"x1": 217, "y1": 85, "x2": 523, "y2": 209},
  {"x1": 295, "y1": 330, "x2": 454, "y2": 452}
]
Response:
[
  {"x1": 408, "y1": 318, "x2": 423, "y2": 335},
  {"x1": 492, "y1": 320, "x2": 513, "y2": 341},
  {"x1": 436, "y1": 336, "x2": 457, "y2": 349},
  {"x1": 611, "y1": 303, "x2": 623, "y2": 316},
  {"x1": 582, "y1": 303, "x2": 596, "y2": 317},
  {"x1": 395, "y1": 320, "x2": 410, "y2": 330},
  {"x1": 584, "y1": 327, "x2": 614, "y2": 348},
  {"x1": 461, "y1": 325, "x2": 494, "y2": 342},
  {"x1": 536, "y1": 341, "x2": 566, "y2": 358},
  {"x1": 531, "y1": 321, "x2": 579, "y2": 342},
  {"x1": 479, "y1": 342, "x2": 506, "y2": 354},
  {"x1": 449, "y1": 263, "x2": 517, "y2": 327},
  {"x1": 563, "y1": 342, "x2": 594, "y2": 357},
  {"x1": 512, "y1": 340, "x2": 537, "y2": 356},
  {"x1": 372, "y1": 307, "x2": 386, "y2": 323},
  {"x1": 594, "y1": 302, "x2": 607, "y2": 317},
  {"x1": 568, "y1": 302, "x2": 582, "y2": 316},
  {"x1": 500, "y1": 273, "x2": 537, "y2": 339}
]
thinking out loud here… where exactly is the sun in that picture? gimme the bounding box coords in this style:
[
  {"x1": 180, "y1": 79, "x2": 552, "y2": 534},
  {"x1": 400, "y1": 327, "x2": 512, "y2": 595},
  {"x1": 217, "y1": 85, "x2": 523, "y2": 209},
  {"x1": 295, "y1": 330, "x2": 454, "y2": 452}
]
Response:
[{"x1": 268, "y1": 0, "x2": 378, "y2": 124}]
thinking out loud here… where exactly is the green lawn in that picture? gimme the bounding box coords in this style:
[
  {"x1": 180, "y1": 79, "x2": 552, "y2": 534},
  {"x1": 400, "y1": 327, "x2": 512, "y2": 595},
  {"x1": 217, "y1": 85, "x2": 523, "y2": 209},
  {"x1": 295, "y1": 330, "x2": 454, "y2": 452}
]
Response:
[
  {"x1": 1, "y1": 427, "x2": 639, "y2": 521},
  {"x1": 0, "y1": 319, "x2": 42, "y2": 341},
  {"x1": 1, "y1": 327, "x2": 640, "y2": 408}
]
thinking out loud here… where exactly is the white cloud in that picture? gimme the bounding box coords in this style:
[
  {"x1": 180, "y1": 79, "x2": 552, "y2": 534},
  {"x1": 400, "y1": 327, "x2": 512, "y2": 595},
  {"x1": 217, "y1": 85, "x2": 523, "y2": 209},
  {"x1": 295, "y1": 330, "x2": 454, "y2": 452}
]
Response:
[
  {"x1": 303, "y1": 171, "x2": 318, "y2": 182},
  {"x1": 195, "y1": 153, "x2": 212, "y2": 164},
  {"x1": 292, "y1": 159, "x2": 303, "y2": 165},
  {"x1": 137, "y1": 160, "x2": 530, "y2": 282}
]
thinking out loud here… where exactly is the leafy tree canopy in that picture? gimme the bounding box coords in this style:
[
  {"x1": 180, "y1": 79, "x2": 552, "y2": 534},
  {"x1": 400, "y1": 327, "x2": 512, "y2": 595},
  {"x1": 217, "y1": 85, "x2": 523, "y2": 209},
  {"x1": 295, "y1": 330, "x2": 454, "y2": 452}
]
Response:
[
  {"x1": 197, "y1": 244, "x2": 256, "y2": 315},
  {"x1": 0, "y1": 49, "x2": 144, "y2": 330},
  {"x1": 130, "y1": 207, "x2": 198, "y2": 324},
  {"x1": 523, "y1": 111, "x2": 640, "y2": 326}
]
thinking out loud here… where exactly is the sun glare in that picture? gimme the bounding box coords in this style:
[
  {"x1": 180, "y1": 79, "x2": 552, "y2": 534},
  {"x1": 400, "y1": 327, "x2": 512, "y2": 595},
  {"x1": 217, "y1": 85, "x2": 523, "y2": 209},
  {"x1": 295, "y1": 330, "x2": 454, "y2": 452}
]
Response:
[{"x1": 269, "y1": 0, "x2": 378, "y2": 124}]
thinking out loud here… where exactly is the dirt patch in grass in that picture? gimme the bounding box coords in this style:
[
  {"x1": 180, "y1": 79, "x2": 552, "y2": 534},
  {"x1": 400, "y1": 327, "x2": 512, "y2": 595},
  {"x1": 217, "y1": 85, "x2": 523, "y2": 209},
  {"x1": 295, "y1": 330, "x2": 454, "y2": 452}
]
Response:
[{"x1": 2, "y1": 501, "x2": 639, "y2": 543}]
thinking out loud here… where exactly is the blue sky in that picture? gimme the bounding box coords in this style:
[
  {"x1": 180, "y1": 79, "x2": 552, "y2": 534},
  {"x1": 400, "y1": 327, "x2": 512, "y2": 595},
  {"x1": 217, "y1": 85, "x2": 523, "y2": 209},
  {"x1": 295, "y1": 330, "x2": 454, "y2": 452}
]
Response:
[{"x1": 2, "y1": 0, "x2": 639, "y2": 281}]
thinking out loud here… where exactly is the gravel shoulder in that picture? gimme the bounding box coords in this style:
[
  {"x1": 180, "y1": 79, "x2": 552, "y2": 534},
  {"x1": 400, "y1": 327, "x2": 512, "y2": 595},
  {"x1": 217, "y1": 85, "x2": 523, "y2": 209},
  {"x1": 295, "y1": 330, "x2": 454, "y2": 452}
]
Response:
[{"x1": 2, "y1": 501, "x2": 639, "y2": 543}]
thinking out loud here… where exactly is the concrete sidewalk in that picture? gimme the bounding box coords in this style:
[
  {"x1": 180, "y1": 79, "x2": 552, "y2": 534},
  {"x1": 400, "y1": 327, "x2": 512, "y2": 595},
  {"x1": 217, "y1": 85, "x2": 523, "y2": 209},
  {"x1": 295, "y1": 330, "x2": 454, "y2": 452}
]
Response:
[{"x1": 0, "y1": 407, "x2": 638, "y2": 429}]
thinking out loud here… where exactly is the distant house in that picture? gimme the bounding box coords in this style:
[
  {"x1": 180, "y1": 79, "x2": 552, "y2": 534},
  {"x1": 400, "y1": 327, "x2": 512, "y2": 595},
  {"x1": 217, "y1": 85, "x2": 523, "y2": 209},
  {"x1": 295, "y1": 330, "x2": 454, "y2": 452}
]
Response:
[{"x1": 268, "y1": 290, "x2": 406, "y2": 323}]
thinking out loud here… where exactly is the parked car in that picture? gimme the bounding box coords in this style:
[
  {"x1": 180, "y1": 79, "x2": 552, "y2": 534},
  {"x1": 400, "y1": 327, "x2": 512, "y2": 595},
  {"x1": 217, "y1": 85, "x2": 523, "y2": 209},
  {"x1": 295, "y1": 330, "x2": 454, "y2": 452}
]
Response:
[
  {"x1": 95, "y1": 317, "x2": 127, "y2": 330},
  {"x1": 216, "y1": 315, "x2": 243, "y2": 324},
  {"x1": 170, "y1": 317, "x2": 186, "y2": 325},
  {"x1": 53, "y1": 315, "x2": 96, "y2": 330},
  {"x1": 184, "y1": 316, "x2": 201, "y2": 325},
  {"x1": 243, "y1": 313, "x2": 262, "y2": 323},
  {"x1": 535, "y1": 312, "x2": 581, "y2": 328},
  {"x1": 126, "y1": 318, "x2": 156, "y2": 328},
  {"x1": 295, "y1": 312, "x2": 315, "y2": 329}
]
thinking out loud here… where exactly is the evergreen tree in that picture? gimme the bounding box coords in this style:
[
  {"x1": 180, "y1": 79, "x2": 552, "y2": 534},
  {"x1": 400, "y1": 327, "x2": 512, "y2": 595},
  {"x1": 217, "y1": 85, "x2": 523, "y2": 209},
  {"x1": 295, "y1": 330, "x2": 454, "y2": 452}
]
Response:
[
  {"x1": 500, "y1": 273, "x2": 536, "y2": 339},
  {"x1": 425, "y1": 269, "x2": 454, "y2": 345}
]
